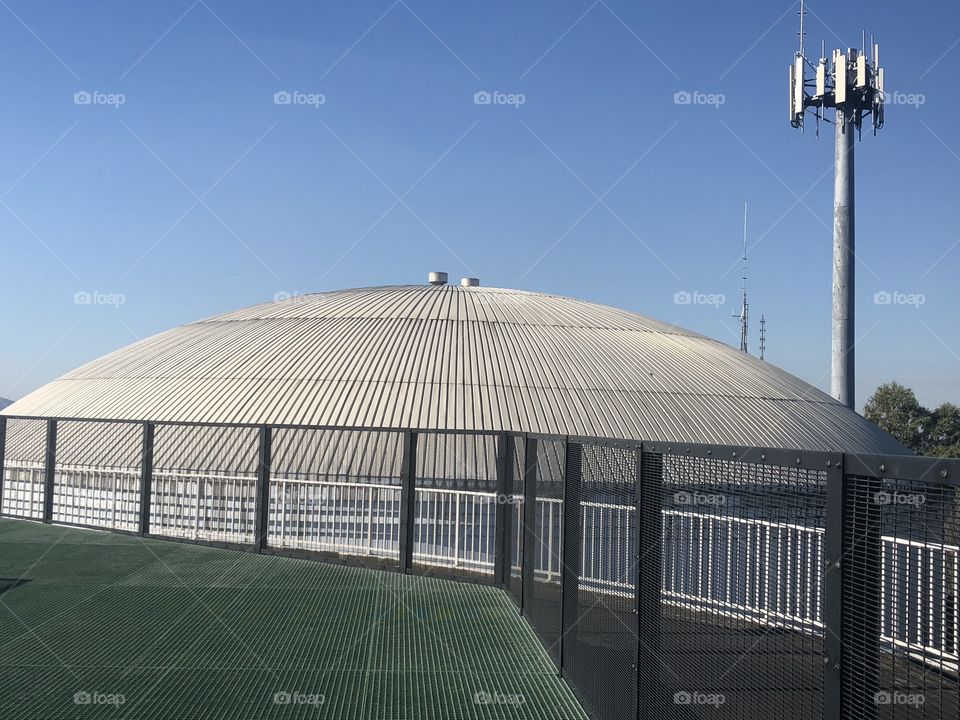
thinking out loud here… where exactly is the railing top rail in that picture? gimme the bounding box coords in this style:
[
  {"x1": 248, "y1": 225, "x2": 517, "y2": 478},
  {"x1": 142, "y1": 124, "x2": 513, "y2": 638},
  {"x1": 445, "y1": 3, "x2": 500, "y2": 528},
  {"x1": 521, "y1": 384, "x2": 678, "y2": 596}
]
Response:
[
  {"x1": 3, "y1": 413, "x2": 956, "y2": 486},
  {"x1": 845, "y1": 452, "x2": 960, "y2": 486}
]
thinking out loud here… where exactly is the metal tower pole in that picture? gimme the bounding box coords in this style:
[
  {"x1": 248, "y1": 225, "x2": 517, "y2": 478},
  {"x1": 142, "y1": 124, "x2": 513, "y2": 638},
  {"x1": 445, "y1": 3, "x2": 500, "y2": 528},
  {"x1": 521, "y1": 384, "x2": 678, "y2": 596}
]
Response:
[{"x1": 832, "y1": 106, "x2": 856, "y2": 409}]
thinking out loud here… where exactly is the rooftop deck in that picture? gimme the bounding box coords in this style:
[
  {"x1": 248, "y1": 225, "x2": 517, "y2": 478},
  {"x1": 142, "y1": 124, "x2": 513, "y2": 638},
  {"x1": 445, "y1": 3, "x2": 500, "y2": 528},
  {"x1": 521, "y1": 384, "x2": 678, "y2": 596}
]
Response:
[{"x1": 0, "y1": 519, "x2": 585, "y2": 719}]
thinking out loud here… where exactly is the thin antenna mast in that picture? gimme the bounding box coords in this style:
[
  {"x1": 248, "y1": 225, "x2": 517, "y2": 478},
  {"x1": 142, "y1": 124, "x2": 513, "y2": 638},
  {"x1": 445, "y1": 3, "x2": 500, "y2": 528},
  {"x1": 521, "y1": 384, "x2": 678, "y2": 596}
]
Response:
[
  {"x1": 732, "y1": 203, "x2": 749, "y2": 353},
  {"x1": 760, "y1": 315, "x2": 767, "y2": 360}
]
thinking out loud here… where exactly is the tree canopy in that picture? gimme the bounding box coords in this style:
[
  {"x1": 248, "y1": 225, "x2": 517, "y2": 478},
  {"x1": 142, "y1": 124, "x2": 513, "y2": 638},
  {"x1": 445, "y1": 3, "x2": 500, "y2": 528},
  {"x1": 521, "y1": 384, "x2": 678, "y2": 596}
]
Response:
[{"x1": 864, "y1": 382, "x2": 960, "y2": 457}]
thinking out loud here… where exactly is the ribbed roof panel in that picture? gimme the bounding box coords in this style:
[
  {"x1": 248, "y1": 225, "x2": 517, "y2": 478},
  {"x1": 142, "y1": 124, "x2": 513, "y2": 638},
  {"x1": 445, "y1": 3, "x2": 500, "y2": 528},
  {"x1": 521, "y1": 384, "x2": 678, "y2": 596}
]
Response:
[{"x1": 3, "y1": 284, "x2": 906, "y2": 453}]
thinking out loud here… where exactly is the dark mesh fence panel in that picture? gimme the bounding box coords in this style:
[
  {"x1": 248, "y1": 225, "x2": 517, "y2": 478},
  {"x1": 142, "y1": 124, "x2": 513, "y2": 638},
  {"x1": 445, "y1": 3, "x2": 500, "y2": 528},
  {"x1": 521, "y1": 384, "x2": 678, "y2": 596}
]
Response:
[
  {"x1": 509, "y1": 436, "x2": 525, "y2": 606},
  {"x1": 843, "y1": 475, "x2": 959, "y2": 719},
  {"x1": 267, "y1": 428, "x2": 402, "y2": 564},
  {"x1": 1, "y1": 418, "x2": 47, "y2": 519},
  {"x1": 150, "y1": 424, "x2": 259, "y2": 545},
  {"x1": 652, "y1": 454, "x2": 826, "y2": 719},
  {"x1": 53, "y1": 421, "x2": 142, "y2": 531},
  {"x1": 413, "y1": 432, "x2": 498, "y2": 581},
  {"x1": 527, "y1": 439, "x2": 565, "y2": 664},
  {"x1": 564, "y1": 442, "x2": 638, "y2": 720}
]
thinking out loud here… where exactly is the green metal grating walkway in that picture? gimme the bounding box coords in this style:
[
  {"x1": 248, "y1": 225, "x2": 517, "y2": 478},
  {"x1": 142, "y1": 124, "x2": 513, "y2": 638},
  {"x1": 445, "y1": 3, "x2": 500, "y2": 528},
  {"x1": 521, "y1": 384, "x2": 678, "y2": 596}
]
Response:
[{"x1": 0, "y1": 519, "x2": 585, "y2": 720}]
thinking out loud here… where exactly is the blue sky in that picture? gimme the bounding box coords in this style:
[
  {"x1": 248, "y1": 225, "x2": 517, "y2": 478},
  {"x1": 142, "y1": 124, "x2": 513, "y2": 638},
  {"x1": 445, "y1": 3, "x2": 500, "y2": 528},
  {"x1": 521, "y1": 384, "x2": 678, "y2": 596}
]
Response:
[{"x1": 0, "y1": 0, "x2": 957, "y2": 411}]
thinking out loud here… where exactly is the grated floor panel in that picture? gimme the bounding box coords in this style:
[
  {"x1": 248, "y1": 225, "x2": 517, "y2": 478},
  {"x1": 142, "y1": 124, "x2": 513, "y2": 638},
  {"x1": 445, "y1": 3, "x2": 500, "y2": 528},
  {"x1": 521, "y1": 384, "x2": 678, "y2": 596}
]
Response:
[{"x1": 0, "y1": 519, "x2": 585, "y2": 720}]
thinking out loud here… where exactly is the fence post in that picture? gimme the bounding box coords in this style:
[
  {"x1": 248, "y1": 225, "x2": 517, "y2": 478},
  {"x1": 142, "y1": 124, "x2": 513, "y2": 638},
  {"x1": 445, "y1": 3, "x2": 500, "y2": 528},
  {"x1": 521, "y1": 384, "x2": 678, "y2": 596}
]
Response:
[
  {"x1": 822, "y1": 456, "x2": 845, "y2": 719},
  {"x1": 398, "y1": 431, "x2": 418, "y2": 573},
  {"x1": 138, "y1": 422, "x2": 155, "y2": 537},
  {"x1": 521, "y1": 436, "x2": 537, "y2": 614},
  {"x1": 560, "y1": 440, "x2": 582, "y2": 673},
  {"x1": 254, "y1": 425, "x2": 272, "y2": 552},
  {"x1": 494, "y1": 433, "x2": 515, "y2": 588},
  {"x1": 0, "y1": 416, "x2": 6, "y2": 516},
  {"x1": 42, "y1": 419, "x2": 57, "y2": 523},
  {"x1": 824, "y1": 456, "x2": 882, "y2": 719},
  {"x1": 636, "y1": 445, "x2": 664, "y2": 713}
]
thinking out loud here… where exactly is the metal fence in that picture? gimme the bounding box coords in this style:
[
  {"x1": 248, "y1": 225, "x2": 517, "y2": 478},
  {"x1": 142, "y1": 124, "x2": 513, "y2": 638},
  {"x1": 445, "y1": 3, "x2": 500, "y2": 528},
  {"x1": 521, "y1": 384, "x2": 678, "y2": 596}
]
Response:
[{"x1": 0, "y1": 414, "x2": 957, "y2": 720}]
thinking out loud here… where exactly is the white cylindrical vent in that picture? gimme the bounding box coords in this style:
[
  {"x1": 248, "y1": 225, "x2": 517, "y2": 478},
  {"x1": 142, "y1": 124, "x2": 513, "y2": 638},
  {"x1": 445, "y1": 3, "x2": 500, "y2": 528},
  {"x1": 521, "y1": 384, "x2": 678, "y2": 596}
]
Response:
[
  {"x1": 460, "y1": 277, "x2": 480, "y2": 287},
  {"x1": 428, "y1": 271, "x2": 448, "y2": 286}
]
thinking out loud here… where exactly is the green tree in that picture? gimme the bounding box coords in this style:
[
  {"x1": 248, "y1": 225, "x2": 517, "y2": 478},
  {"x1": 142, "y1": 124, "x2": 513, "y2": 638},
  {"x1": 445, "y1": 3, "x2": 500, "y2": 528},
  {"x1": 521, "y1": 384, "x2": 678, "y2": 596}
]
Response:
[
  {"x1": 863, "y1": 382, "x2": 931, "y2": 452},
  {"x1": 926, "y1": 402, "x2": 960, "y2": 454},
  {"x1": 864, "y1": 383, "x2": 959, "y2": 457}
]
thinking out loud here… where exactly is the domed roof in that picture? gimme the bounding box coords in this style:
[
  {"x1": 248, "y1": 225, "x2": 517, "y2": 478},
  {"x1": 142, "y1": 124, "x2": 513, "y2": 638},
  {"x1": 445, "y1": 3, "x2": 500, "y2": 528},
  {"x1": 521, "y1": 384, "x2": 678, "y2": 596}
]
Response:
[{"x1": 3, "y1": 284, "x2": 905, "y2": 453}]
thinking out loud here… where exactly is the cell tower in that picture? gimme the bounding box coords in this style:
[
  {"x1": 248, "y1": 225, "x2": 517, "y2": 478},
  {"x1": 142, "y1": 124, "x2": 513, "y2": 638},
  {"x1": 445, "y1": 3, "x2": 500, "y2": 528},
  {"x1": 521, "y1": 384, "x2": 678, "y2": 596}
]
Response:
[
  {"x1": 789, "y1": 0, "x2": 885, "y2": 409},
  {"x1": 732, "y1": 203, "x2": 749, "y2": 353},
  {"x1": 759, "y1": 314, "x2": 767, "y2": 361}
]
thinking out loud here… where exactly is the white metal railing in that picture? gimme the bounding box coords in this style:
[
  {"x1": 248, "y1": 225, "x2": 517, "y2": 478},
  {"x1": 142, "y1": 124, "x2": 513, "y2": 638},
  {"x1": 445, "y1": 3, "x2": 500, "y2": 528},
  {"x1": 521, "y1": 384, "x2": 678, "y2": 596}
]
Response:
[
  {"x1": 1, "y1": 462, "x2": 45, "y2": 519},
  {"x1": 268, "y1": 477, "x2": 400, "y2": 559},
  {"x1": 412, "y1": 486, "x2": 497, "y2": 571},
  {"x1": 661, "y1": 510, "x2": 825, "y2": 630},
  {"x1": 151, "y1": 470, "x2": 256, "y2": 545},
  {"x1": 52, "y1": 465, "x2": 141, "y2": 532},
  {"x1": 4, "y1": 462, "x2": 956, "y2": 670},
  {"x1": 881, "y1": 535, "x2": 960, "y2": 670}
]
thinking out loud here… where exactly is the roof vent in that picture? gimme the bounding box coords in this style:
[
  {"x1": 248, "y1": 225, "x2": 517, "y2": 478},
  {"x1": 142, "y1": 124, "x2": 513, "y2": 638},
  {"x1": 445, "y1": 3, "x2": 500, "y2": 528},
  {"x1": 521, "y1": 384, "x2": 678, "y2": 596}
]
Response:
[
  {"x1": 460, "y1": 277, "x2": 480, "y2": 287},
  {"x1": 428, "y1": 271, "x2": 448, "y2": 286}
]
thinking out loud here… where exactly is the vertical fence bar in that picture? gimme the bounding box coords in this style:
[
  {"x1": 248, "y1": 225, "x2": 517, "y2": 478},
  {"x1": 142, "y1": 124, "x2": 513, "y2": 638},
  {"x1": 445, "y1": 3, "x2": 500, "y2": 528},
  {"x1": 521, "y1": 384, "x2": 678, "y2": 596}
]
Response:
[
  {"x1": 560, "y1": 440, "x2": 582, "y2": 673},
  {"x1": 637, "y1": 446, "x2": 664, "y2": 712},
  {"x1": 823, "y1": 457, "x2": 848, "y2": 720},
  {"x1": 823, "y1": 456, "x2": 845, "y2": 720},
  {"x1": 138, "y1": 422, "x2": 155, "y2": 537},
  {"x1": 835, "y1": 457, "x2": 882, "y2": 719},
  {"x1": 0, "y1": 416, "x2": 6, "y2": 517},
  {"x1": 398, "y1": 431, "x2": 418, "y2": 573},
  {"x1": 521, "y1": 435, "x2": 537, "y2": 614},
  {"x1": 254, "y1": 425, "x2": 272, "y2": 552},
  {"x1": 42, "y1": 419, "x2": 57, "y2": 524},
  {"x1": 494, "y1": 433, "x2": 514, "y2": 588}
]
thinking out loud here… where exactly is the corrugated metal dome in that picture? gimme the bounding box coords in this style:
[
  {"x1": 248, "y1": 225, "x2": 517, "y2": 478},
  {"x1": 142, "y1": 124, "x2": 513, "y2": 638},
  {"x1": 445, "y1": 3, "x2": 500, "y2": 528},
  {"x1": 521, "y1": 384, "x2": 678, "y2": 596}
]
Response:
[{"x1": 3, "y1": 284, "x2": 905, "y2": 453}]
